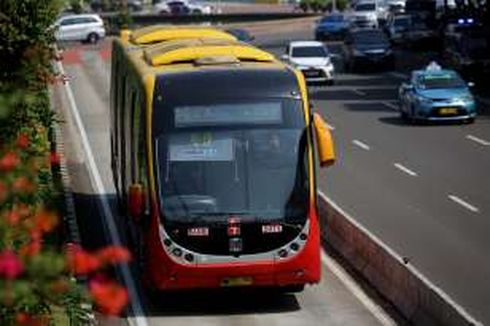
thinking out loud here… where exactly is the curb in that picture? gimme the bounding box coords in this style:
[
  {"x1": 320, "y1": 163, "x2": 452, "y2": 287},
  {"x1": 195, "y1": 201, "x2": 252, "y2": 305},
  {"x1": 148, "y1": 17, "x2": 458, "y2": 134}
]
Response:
[
  {"x1": 317, "y1": 191, "x2": 483, "y2": 326},
  {"x1": 50, "y1": 89, "x2": 82, "y2": 247}
]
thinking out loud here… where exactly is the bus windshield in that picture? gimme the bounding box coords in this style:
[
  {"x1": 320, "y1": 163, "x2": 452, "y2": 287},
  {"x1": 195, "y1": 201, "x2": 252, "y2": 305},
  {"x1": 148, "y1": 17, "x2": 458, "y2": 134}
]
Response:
[{"x1": 155, "y1": 99, "x2": 309, "y2": 226}]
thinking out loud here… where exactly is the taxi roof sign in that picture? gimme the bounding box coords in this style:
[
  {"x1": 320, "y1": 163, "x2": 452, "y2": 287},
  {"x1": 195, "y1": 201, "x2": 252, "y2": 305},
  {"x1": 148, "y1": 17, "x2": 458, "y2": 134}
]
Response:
[{"x1": 426, "y1": 61, "x2": 442, "y2": 72}]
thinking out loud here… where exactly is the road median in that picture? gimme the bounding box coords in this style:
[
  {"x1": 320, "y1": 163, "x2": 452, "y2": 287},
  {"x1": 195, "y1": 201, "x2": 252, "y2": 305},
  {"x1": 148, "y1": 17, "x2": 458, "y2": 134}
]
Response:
[{"x1": 317, "y1": 192, "x2": 483, "y2": 326}]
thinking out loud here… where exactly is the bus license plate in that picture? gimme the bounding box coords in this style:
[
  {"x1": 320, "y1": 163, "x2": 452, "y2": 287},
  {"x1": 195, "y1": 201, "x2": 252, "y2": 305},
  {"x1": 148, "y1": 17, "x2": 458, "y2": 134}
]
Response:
[
  {"x1": 439, "y1": 108, "x2": 457, "y2": 115},
  {"x1": 221, "y1": 277, "x2": 253, "y2": 287}
]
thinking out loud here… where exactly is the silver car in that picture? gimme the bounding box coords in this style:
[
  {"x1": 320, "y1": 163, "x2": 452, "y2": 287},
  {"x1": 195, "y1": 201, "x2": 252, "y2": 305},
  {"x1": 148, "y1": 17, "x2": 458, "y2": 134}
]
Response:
[{"x1": 54, "y1": 14, "x2": 106, "y2": 43}]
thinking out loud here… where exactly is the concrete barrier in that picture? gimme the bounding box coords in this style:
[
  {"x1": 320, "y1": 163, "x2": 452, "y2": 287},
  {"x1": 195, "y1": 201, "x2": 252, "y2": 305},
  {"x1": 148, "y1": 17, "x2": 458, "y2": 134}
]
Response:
[{"x1": 317, "y1": 191, "x2": 483, "y2": 326}]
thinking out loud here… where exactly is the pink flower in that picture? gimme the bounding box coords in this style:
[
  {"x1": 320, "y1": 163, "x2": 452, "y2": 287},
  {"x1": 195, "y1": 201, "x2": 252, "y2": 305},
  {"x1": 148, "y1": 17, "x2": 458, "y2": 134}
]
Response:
[
  {"x1": 0, "y1": 151, "x2": 20, "y2": 172},
  {"x1": 16, "y1": 133, "x2": 30, "y2": 149},
  {"x1": 97, "y1": 246, "x2": 131, "y2": 265},
  {"x1": 0, "y1": 250, "x2": 24, "y2": 279},
  {"x1": 89, "y1": 275, "x2": 129, "y2": 316},
  {"x1": 66, "y1": 244, "x2": 101, "y2": 275}
]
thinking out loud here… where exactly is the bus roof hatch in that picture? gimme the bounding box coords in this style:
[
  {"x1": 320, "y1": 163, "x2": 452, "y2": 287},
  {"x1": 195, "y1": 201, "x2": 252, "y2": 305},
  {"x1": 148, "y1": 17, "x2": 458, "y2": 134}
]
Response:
[
  {"x1": 143, "y1": 38, "x2": 275, "y2": 66},
  {"x1": 130, "y1": 25, "x2": 237, "y2": 45}
]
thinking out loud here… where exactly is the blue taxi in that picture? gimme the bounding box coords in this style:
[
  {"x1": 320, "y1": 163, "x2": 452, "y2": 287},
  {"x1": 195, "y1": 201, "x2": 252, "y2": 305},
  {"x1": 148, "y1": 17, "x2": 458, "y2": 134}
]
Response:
[{"x1": 398, "y1": 62, "x2": 477, "y2": 123}]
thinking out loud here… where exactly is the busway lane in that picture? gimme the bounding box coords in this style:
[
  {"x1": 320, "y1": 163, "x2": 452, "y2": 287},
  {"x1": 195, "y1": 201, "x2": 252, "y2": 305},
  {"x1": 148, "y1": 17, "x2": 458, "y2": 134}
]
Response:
[{"x1": 57, "y1": 40, "x2": 400, "y2": 326}]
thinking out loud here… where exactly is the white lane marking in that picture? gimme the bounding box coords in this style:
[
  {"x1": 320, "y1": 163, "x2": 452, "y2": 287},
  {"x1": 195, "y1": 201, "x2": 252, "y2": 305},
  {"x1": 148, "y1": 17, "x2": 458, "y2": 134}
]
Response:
[
  {"x1": 352, "y1": 139, "x2": 371, "y2": 151},
  {"x1": 388, "y1": 72, "x2": 409, "y2": 79},
  {"x1": 321, "y1": 251, "x2": 397, "y2": 326},
  {"x1": 326, "y1": 123, "x2": 336, "y2": 131},
  {"x1": 466, "y1": 135, "x2": 490, "y2": 146},
  {"x1": 318, "y1": 191, "x2": 484, "y2": 326},
  {"x1": 382, "y1": 101, "x2": 399, "y2": 111},
  {"x1": 394, "y1": 163, "x2": 418, "y2": 177},
  {"x1": 55, "y1": 57, "x2": 149, "y2": 326},
  {"x1": 352, "y1": 89, "x2": 366, "y2": 96},
  {"x1": 448, "y1": 195, "x2": 480, "y2": 213}
]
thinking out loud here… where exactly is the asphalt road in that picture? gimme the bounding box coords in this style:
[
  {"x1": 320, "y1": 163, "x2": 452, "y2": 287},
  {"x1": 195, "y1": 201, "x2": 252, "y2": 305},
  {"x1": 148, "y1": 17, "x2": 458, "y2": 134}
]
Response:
[
  {"x1": 260, "y1": 28, "x2": 490, "y2": 324},
  {"x1": 53, "y1": 38, "x2": 401, "y2": 325}
]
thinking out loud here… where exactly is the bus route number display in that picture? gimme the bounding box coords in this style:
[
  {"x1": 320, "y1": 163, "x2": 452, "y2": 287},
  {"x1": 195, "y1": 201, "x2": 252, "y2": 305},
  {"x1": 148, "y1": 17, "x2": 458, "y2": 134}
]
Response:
[{"x1": 174, "y1": 102, "x2": 283, "y2": 127}]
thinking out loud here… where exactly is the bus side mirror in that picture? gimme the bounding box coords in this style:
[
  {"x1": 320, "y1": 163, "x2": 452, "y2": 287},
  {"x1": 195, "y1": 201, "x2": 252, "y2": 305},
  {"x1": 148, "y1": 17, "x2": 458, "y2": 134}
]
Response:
[
  {"x1": 128, "y1": 183, "x2": 144, "y2": 220},
  {"x1": 313, "y1": 113, "x2": 335, "y2": 168}
]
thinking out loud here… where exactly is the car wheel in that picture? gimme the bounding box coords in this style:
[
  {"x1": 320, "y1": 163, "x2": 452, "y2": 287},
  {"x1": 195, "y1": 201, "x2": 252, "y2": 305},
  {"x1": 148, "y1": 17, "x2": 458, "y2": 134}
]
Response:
[
  {"x1": 409, "y1": 106, "x2": 418, "y2": 125},
  {"x1": 465, "y1": 117, "x2": 475, "y2": 124},
  {"x1": 400, "y1": 108, "x2": 408, "y2": 120},
  {"x1": 279, "y1": 284, "x2": 305, "y2": 293},
  {"x1": 87, "y1": 32, "x2": 99, "y2": 44},
  {"x1": 326, "y1": 79, "x2": 335, "y2": 86}
]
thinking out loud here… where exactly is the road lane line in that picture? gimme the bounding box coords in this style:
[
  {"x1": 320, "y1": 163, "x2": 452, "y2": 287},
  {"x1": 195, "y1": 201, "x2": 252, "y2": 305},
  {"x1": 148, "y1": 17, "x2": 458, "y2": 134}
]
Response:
[
  {"x1": 326, "y1": 123, "x2": 335, "y2": 131},
  {"x1": 388, "y1": 72, "x2": 409, "y2": 79},
  {"x1": 394, "y1": 163, "x2": 418, "y2": 177},
  {"x1": 352, "y1": 89, "x2": 366, "y2": 96},
  {"x1": 55, "y1": 57, "x2": 149, "y2": 326},
  {"x1": 382, "y1": 101, "x2": 399, "y2": 111},
  {"x1": 321, "y1": 251, "x2": 397, "y2": 326},
  {"x1": 466, "y1": 134, "x2": 490, "y2": 146},
  {"x1": 352, "y1": 139, "x2": 371, "y2": 151},
  {"x1": 448, "y1": 195, "x2": 480, "y2": 213}
]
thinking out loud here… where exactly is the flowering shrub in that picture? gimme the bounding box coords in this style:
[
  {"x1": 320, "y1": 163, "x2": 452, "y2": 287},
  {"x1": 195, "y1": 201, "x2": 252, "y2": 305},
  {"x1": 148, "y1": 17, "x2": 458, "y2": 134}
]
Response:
[
  {"x1": 0, "y1": 137, "x2": 131, "y2": 325},
  {"x1": 1, "y1": 0, "x2": 131, "y2": 324}
]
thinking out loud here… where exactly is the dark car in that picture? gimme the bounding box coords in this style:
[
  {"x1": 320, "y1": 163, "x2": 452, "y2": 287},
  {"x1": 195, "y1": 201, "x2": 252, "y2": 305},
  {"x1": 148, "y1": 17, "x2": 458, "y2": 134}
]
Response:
[
  {"x1": 225, "y1": 28, "x2": 255, "y2": 42},
  {"x1": 315, "y1": 13, "x2": 350, "y2": 40},
  {"x1": 343, "y1": 29, "x2": 395, "y2": 71},
  {"x1": 401, "y1": 14, "x2": 437, "y2": 49},
  {"x1": 443, "y1": 21, "x2": 490, "y2": 80}
]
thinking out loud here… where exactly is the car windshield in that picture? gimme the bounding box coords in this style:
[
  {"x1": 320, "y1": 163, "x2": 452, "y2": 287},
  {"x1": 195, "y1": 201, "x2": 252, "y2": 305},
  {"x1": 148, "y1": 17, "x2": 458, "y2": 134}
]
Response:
[
  {"x1": 394, "y1": 17, "x2": 411, "y2": 28},
  {"x1": 156, "y1": 99, "x2": 309, "y2": 224},
  {"x1": 292, "y1": 46, "x2": 328, "y2": 57},
  {"x1": 353, "y1": 31, "x2": 389, "y2": 45},
  {"x1": 418, "y1": 73, "x2": 466, "y2": 89},
  {"x1": 356, "y1": 3, "x2": 376, "y2": 11},
  {"x1": 322, "y1": 15, "x2": 343, "y2": 22}
]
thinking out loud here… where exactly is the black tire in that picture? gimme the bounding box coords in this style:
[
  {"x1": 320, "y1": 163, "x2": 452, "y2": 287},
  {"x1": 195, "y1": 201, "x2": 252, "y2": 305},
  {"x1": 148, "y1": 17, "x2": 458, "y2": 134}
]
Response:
[
  {"x1": 465, "y1": 117, "x2": 475, "y2": 124},
  {"x1": 400, "y1": 110, "x2": 408, "y2": 120},
  {"x1": 87, "y1": 32, "x2": 99, "y2": 44},
  {"x1": 280, "y1": 284, "x2": 305, "y2": 293}
]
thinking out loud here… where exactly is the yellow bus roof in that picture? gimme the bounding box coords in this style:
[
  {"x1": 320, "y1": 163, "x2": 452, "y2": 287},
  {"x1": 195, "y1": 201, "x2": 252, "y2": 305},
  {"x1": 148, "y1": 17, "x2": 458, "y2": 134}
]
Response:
[
  {"x1": 129, "y1": 25, "x2": 237, "y2": 45},
  {"x1": 143, "y1": 38, "x2": 275, "y2": 66}
]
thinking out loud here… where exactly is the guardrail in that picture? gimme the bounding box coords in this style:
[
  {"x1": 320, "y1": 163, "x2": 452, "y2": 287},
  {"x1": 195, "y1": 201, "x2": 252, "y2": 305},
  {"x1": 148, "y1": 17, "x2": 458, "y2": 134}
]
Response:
[
  {"x1": 101, "y1": 12, "x2": 316, "y2": 34},
  {"x1": 317, "y1": 192, "x2": 483, "y2": 326}
]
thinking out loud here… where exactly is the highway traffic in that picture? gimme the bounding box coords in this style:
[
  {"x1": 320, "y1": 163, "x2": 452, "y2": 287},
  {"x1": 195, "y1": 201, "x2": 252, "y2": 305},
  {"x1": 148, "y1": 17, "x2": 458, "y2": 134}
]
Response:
[
  {"x1": 52, "y1": 19, "x2": 489, "y2": 325},
  {"x1": 259, "y1": 28, "x2": 490, "y2": 324}
]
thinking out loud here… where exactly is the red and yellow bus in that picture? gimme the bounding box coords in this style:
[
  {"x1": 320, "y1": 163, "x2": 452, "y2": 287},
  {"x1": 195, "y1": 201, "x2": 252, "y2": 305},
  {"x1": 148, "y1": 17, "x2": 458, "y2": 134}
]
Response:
[{"x1": 110, "y1": 26, "x2": 335, "y2": 292}]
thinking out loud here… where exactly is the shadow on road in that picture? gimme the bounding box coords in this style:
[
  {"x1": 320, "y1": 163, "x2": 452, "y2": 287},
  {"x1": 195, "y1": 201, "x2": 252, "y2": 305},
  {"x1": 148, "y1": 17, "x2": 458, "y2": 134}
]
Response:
[
  {"x1": 344, "y1": 102, "x2": 396, "y2": 113},
  {"x1": 144, "y1": 289, "x2": 301, "y2": 317}
]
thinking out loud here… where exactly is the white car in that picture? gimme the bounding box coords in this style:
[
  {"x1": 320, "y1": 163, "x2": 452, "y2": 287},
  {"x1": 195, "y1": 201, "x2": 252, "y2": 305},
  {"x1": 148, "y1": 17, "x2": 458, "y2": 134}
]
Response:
[
  {"x1": 154, "y1": 0, "x2": 212, "y2": 15},
  {"x1": 282, "y1": 41, "x2": 335, "y2": 85},
  {"x1": 54, "y1": 14, "x2": 105, "y2": 43},
  {"x1": 350, "y1": 1, "x2": 383, "y2": 28}
]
